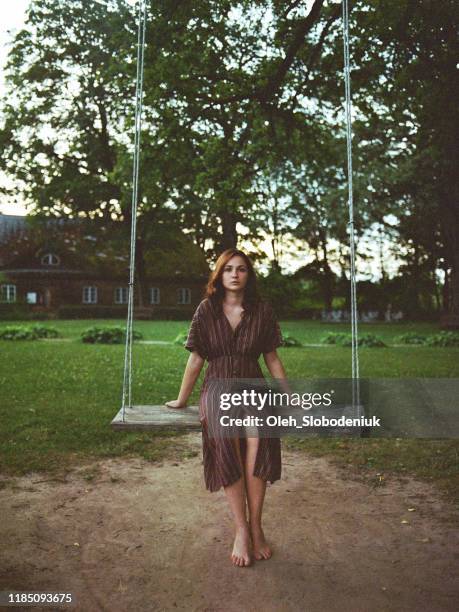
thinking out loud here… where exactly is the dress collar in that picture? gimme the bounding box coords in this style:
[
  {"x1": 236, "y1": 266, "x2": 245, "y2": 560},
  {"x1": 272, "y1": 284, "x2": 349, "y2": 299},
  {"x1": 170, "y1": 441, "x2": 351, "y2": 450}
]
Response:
[{"x1": 208, "y1": 297, "x2": 255, "y2": 321}]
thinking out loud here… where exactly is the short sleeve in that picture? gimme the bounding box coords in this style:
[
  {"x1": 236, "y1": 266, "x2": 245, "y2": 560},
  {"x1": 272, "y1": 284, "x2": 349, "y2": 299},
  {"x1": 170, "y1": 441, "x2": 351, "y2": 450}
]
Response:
[
  {"x1": 184, "y1": 304, "x2": 207, "y2": 360},
  {"x1": 262, "y1": 303, "x2": 283, "y2": 353}
]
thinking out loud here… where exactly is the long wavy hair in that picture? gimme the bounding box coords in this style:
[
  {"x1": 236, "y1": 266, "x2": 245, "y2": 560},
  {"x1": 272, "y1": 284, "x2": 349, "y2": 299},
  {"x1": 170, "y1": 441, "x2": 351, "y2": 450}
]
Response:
[{"x1": 205, "y1": 249, "x2": 260, "y2": 316}]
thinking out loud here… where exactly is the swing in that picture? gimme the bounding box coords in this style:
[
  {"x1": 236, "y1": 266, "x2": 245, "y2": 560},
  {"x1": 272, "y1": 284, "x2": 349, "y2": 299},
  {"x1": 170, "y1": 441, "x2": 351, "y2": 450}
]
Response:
[{"x1": 111, "y1": 0, "x2": 361, "y2": 431}]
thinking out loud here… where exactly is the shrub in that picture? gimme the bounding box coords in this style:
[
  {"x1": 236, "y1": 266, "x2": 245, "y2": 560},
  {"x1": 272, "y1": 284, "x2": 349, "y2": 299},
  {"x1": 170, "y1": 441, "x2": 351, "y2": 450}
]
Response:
[
  {"x1": 425, "y1": 331, "x2": 459, "y2": 347},
  {"x1": 356, "y1": 333, "x2": 387, "y2": 348},
  {"x1": 0, "y1": 325, "x2": 37, "y2": 340},
  {"x1": 0, "y1": 324, "x2": 60, "y2": 340},
  {"x1": 320, "y1": 331, "x2": 386, "y2": 347},
  {"x1": 394, "y1": 332, "x2": 429, "y2": 345},
  {"x1": 29, "y1": 324, "x2": 61, "y2": 338},
  {"x1": 320, "y1": 332, "x2": 351, "y2": 346},
  {"x1": 174, "y1": 331, "x2": 189, "y2": 346},
  {"x1": 81, "y1": 326, "x2": 143, "y2": 344},
  {"x1": 280, "y1": 332, "x2": 302, "y2": 347}
]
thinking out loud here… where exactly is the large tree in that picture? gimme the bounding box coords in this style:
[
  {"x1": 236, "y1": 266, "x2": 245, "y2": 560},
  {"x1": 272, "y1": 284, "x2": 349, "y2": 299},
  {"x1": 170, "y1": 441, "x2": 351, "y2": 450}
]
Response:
[
  {"x1": 1, "y1": 0, "x2": 456, "y2": 318},
  {"x1": 335, "y1": 0, "x2": 459, "y2": 320},
  {"x1": 0, "y1": 0, "x2": 345, "y2": 254},
  {"x1": 0, "y1": 0, "x2": 136, "y2": 218}
]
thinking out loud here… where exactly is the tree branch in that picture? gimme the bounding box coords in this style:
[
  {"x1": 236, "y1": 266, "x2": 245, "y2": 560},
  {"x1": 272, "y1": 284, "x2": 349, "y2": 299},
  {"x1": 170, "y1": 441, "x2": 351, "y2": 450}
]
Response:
[{"x1": 259, "y1": 0, "x2": 325, "y2": 102}]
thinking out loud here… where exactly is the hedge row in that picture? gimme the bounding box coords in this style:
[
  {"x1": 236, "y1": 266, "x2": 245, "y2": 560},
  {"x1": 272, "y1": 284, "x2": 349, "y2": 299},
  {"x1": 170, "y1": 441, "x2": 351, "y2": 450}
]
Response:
[{"x1": 0, "y1": 324, "x2": 61, "y2": 340}]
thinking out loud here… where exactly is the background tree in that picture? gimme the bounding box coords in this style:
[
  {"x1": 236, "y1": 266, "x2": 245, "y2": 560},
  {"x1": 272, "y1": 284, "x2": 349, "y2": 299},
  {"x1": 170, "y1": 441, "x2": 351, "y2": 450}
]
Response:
[{"x1": 0, "y1": 0, "x2": 456, "y2": 320}]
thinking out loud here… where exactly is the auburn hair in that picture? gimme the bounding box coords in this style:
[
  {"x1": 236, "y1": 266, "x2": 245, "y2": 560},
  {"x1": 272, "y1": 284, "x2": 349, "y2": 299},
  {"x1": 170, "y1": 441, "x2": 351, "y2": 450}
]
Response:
[{"x1": 205, "y1": 249, "x2": 260, "y2": 316}]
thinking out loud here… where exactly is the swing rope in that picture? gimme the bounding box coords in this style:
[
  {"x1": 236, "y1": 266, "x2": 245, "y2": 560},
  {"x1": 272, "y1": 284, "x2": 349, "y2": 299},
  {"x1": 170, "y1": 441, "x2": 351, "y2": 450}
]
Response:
[
  {"x1": 342, "y1": 0, "x2": 361, "y2": 410},
  {"x1": 120, "y1": 0, "x2": 360, "y2": 419},
  {"x1": 121, "y1": 0, "x2": 147, "y2": 420}
]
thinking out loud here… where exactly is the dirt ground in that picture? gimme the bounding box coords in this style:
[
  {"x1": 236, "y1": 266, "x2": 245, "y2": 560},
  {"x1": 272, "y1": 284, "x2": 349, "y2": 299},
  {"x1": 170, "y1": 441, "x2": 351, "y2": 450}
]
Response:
[{"x1": 0, "y1": 432, "x2": 458, "y2": 612}]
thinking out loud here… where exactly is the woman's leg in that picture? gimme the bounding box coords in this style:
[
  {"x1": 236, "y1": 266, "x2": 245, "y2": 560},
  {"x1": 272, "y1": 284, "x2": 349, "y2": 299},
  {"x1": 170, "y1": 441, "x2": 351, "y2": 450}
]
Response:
[
  {"x1": 244, "y1": 436, "x2": 272, "y2": 560},
  {"x1": 223, "y1": 437, "x2": 252, "y2": 567}
]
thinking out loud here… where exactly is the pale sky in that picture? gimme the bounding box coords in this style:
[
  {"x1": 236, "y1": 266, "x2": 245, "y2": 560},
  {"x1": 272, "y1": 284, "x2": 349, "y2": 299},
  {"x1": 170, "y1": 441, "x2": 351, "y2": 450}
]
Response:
[{"x1": 0, "y1": 0, "x2": 30, "y2": 215}]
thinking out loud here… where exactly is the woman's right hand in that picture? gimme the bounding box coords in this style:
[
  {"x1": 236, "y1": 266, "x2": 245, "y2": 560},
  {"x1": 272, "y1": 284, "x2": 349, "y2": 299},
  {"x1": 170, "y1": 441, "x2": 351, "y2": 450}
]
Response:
[{"x1": 165, "y1": 399, "x2": 187, "y2": 409}]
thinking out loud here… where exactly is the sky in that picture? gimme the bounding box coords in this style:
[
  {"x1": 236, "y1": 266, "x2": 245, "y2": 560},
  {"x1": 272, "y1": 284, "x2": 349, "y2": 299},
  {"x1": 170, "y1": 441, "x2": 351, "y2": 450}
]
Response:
[
  {"x1": 0, "y1": 1, "x2": 401, "y2": 279},
  {"x1": 0, "y1": 0, "x2": 30, "y2": 216}
]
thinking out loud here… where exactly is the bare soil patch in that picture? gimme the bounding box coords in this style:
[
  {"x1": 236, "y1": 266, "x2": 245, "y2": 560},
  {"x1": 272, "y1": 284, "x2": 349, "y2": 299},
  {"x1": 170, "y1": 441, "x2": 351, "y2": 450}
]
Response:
[{"x1": 1, "y1": 433, "x2": 458, "y2": 612}]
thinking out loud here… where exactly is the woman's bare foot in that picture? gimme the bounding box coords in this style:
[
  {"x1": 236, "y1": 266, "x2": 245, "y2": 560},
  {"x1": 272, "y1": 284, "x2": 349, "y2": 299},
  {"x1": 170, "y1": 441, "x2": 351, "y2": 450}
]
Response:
[
  {"x1": 250, "y1": 524, "x2": 272, "y2": 560},
  {"x1": 231, "y1": 524, "x2": 252, "y2": 567}
]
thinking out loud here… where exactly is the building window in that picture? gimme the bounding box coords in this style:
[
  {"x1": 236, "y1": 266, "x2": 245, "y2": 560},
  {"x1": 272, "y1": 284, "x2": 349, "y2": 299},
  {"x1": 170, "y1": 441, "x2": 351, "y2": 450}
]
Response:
[
  {"x1": 1, "y1": 284, "x2": 16, "y2": 303},
  {"x1": 114, "y1": 287, "x2": 129, "y2": 304},
  {"x1": 177, "y1": 288, "x2": 191, "y2": 304},
  {"x1": 41, "y1": 253, "x2": 60, "y2": 266},
  {"x1": 150, "y1": 287, "x2": 160, "y2": 304},
  {"x1": 83, "y1": 286, "x2": 97, "y2": 304},
  {"x1": 26, "y1": 292, "x2": 38, "y2": 304}
]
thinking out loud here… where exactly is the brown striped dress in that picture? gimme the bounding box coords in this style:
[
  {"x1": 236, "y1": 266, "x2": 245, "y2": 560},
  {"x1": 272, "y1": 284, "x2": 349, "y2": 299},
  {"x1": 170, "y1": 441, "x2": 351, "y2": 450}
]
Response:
[{"x1": 185, "y1": 297, "x2": 283, "y2": 493}]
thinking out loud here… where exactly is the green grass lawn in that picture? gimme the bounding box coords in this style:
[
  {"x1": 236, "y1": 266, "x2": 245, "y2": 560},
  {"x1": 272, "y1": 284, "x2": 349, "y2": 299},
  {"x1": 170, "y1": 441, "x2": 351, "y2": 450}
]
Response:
[
  {"x1": 0, "y1": 317, "x2": 448, "y2": 343},
  {"x1": 0, "y1": 319, "x2": 458, "y2": 502},
  {"x1": 0, "y1": 318, "x2": 187, "y2": 341}
]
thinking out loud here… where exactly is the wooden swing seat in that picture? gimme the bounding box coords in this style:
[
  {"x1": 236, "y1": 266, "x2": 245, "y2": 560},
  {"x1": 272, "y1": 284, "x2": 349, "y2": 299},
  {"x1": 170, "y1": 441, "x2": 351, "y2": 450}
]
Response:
[{"x1": 111, "y1": 404, "x2": 201, "y2": 431}]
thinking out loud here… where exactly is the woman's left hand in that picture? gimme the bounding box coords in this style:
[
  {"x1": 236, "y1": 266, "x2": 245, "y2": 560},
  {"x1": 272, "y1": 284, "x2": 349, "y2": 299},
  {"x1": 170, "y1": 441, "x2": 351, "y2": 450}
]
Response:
[{"x1": 165, "y1": 399, "x2": 187, "y2": 409}]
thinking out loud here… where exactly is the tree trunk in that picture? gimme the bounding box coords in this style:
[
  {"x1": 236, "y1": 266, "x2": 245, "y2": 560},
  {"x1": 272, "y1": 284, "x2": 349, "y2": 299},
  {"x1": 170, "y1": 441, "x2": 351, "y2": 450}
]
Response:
[
  {"x1": 219, "y1": 209, "x2": 238, "y2": 251},
  {"x1": 442, "y1": 209, "x2": 459, "y2": 316},
  {"x1": 450, "y1": 251, "x2": 459, "y2": 317},
  {"x1": 441, "y1": 264, "x2": 450, "y2": 314},
  {"x1": 439, "y1": 157, "x2": 459, "y2": 327},
  {"x1": 320, "y1": 230, "x2": 333, "y2": 311},
  {"x1": 378, "y1": 229, "x2": 387, "y2": 282},
  {"x1": 412, "y1": 242, "x2": 420, "y2": 315},
  {"x1": 135, "y1": 235, "x2": 146, "y2": 308},
  {"x1": 271, "y1": 192, "x2": 280, "y2": 270}
]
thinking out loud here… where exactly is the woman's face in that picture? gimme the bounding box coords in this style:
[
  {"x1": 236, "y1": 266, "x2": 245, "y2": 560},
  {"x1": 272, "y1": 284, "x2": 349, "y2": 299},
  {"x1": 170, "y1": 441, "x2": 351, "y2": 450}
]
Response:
[{"x1": 221, "y1": 255, "x2": 249, "y2": 293}]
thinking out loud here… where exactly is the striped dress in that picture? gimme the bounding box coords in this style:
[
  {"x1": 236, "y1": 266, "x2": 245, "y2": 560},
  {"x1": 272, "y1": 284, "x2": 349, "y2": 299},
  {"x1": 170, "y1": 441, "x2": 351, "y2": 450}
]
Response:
[{"x1": 185, "y1": 297, "x2": 283, "y2": 493}]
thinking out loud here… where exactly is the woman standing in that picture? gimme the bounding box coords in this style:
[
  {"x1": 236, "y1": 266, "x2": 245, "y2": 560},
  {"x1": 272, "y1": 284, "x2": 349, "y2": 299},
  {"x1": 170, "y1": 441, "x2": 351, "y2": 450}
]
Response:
[{"x1": 166, "y1": 249, "x2": 288, "y2": 567}]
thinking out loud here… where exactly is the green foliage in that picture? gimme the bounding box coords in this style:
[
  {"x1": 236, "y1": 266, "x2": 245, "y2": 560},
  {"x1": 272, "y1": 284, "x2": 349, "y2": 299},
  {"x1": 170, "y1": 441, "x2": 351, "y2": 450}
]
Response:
[
  {"x1": 174, "y1": 331, "x2": 189, "y2": 346},
  {"x1": 320, "y1": 332, "x2": 386, "y2": 348},
  {"x1": 81, "y1": 326, "x2": 143, "y2": 344},
  {"x1": 0, "y1": 324, "x2": 60, "y2": 340},
  {"x1": 280, "y1": 332, "x2": 302, "y2": 347},
  {"x1": 29, "y1": 324, "x2": 60, "y2": 338},
  {"x1": 320, "y1": 332, "x2": 351, "y2": 346},
  {"x1": 0, "y1": 325, "x2": 37, "y2": 340},
  {"x1": 0, "y1": 0, "x2": 457, "y2": 316},
  {"x1": 258, "y1": 271, "x2": 305, "y2": 318},
  {"x1": 394, "y1": 332, "x2": 429, "y2": 345},
  {"x1": 425, "y1": 332, "x2": 459, "y2": 347},
  {"x1": 357, "y1": 334, "x2": 387, "y2": 348},
  {"x1": 393, "y1": 331, "x2": 459, "y2": 347}
]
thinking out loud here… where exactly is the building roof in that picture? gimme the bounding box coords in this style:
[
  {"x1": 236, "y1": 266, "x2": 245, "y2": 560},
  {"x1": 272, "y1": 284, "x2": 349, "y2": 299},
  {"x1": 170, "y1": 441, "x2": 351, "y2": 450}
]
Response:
[
  {"x1": 0, "y1": 214, "x2": 210, "y2": 281},
  {"x1": 0, "y1": 213, "x2": 77, "y2": 243},
  {"x1": 0, "y1": 214, "x2": 27, "y2": 242}
]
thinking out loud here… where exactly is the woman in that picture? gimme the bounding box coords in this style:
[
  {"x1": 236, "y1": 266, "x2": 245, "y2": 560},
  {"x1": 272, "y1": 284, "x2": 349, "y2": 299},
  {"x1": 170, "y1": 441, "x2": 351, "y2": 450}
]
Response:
[{"x1": 165, "y1": 248, "x2": 288, "y2": 567}]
